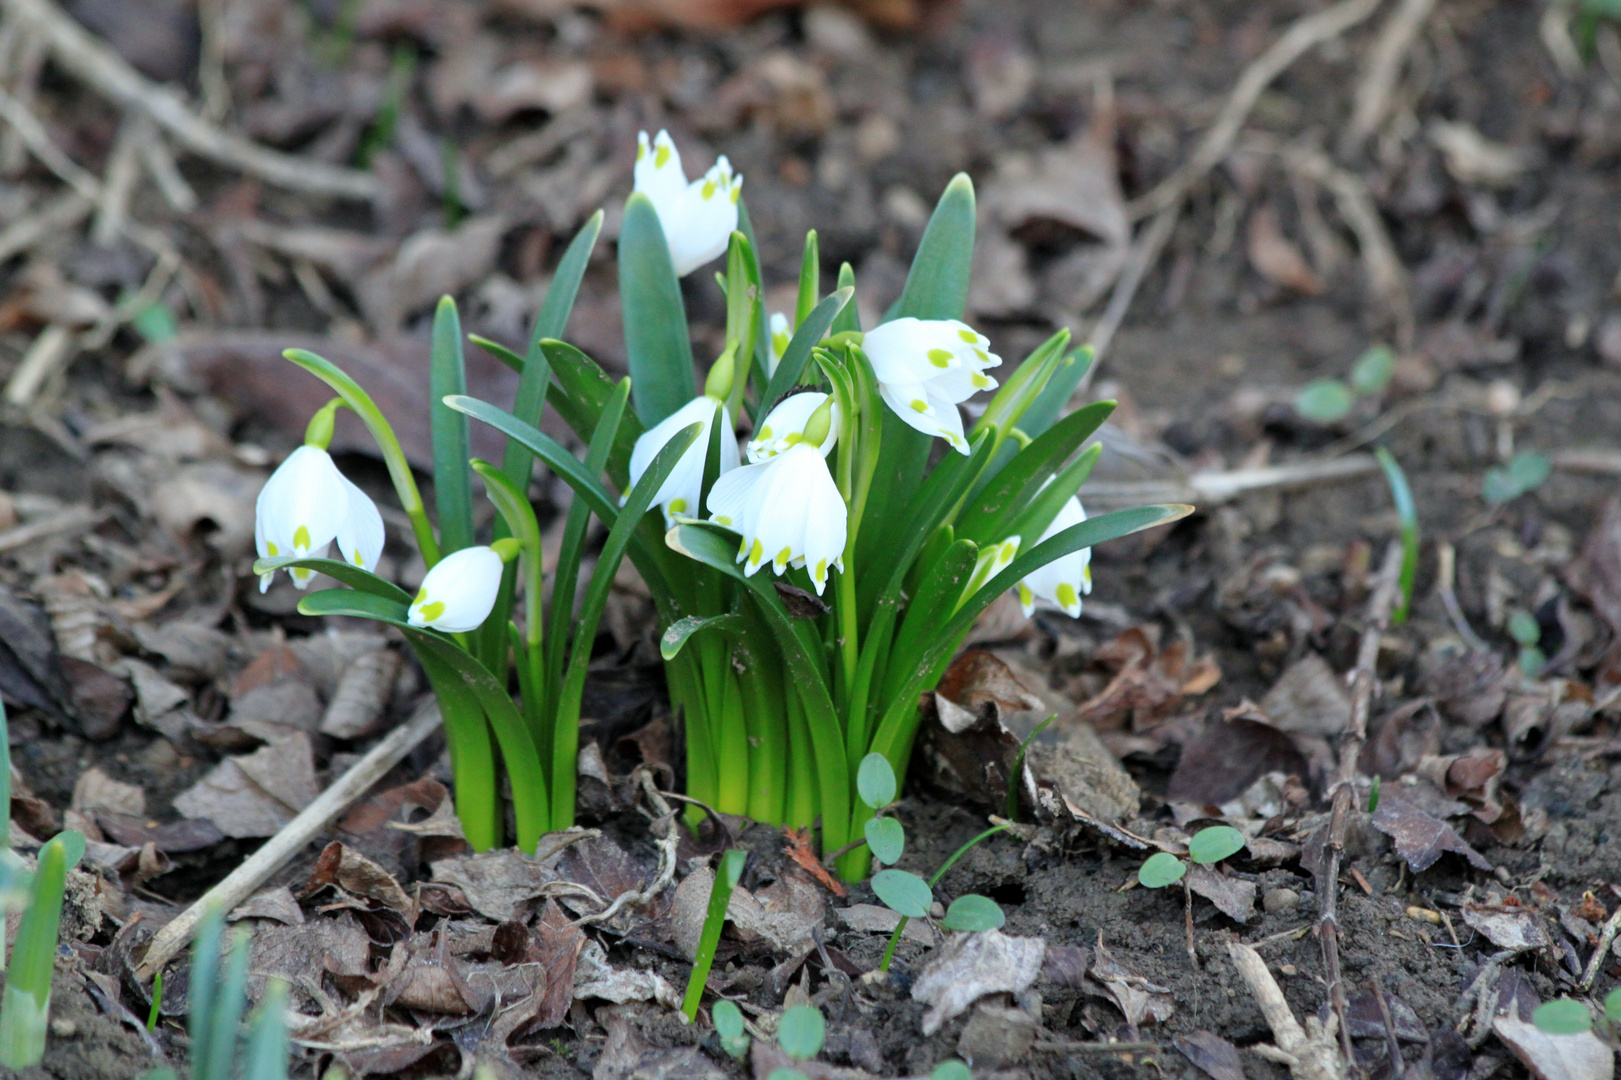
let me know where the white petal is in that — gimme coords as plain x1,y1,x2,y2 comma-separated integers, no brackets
633,130,688,219
877,379,969,454
289,542,331,590
664,158,741,277
1016,496,1092,618
706,457,774,538
335,475,385,572
710,445,846,591
862,318,939,385
767,312,791,376
747,392,839,462
409,546,504,632
257,446,350,590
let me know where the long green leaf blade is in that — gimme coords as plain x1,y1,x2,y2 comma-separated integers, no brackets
430,296,475,555
0,832,73,1069
620,193,695,425
251,557,413,605
758,288,853,414
893,173,974,322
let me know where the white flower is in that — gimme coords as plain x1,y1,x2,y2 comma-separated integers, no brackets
707,443,847,594
408,546,504,632
746,392,838,463
628,396,740,524
861,317,1002,455
767,311,791,376
255,446,383,592
634,130,743,277
1016,496,1093,618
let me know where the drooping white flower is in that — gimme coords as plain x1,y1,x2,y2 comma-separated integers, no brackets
255,445,367,592
628,395,740,524
408,546,505,633
746,392,838,463
861,317,1002,455
767,311,791,376
633,130,743,277
1016,495,1093,618
707,443,847,595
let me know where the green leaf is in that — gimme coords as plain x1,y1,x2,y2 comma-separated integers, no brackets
830,262,860,335
864,817,905,865
1508,610,1541,646
683,849,747,1022
1016,347,1095,443
533,210,602,343
712,999,750,1061
1188,825,1246,865
768,1071,810,1080
661,614,742,661
872,869,933,918
53,829,85,871
132,301,178,345
203,928,251,1080
252,557,414,606
758,287,853,415
1519,646,1546,678
958,403,1114,544
777,1004,825,1062
893,174,974,322
1375,447,1418,625
297,590,412,624
1350,345,1396,395
1507,451,1551,493
796,230,820,328
1531,999,1593,1035
619,193,695,425
940,894,1004,932
1137,851,1186,888
1294,378,1353,422
0,832,71,1069
244,980,290,1080
1481,466,1518,504
931,1062,972,1080
857,752,897,808
1605,987,1621,1024
537,340,645,486
430,296,474,555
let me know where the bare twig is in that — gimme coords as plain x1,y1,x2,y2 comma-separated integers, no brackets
1227,940,1346,1080
135,701,444,981
1079,452,1381,510
91,112,141,246
1370,977,1406,1078
1128,0,1385,222
1318,542,1404,1067
3,0,377,200
0,189,89,262
1436,541,1491,652
0,502,97,553
3,323,77,406
1579,903,1621,991
1345,0,1437,149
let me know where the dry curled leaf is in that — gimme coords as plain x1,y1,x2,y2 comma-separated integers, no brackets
912,928,1045,1036
1370,792,1492,873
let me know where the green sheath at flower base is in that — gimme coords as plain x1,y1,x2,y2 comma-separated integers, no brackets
302,398,343,449
0,832,77,1069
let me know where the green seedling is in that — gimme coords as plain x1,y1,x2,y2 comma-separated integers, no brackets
1006,713,1056,821
1137,825,1247,890
856,755,1010,971
932,1062,973,1080
1294,344,1395,423
1482,450,1550,505
1375,447,1419,624
147,970,163,1033
1508,610,1545,677
1367,776,1381,814
711,999,750,1060
768,1003,825,1079
0,828,85,1069
138,905,290,1080
682,849,747,1023
1530,989,1621,1037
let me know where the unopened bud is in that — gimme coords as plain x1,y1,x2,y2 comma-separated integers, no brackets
802,395,836,447
491,537,523,563
303,398,345,449
704,345,736,401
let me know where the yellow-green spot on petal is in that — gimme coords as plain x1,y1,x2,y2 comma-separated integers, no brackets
1017,583,1033,607
1056,584,1079,609
715,515,732,526
266,541,279,556
910,399,929,413
775,546,793,568
352,549,364,566
730,187,741,204
772,332,790,355
1084,565,1093,588
749,537,764,565
927,348,953,368
701,179,717,200
737,535,750,558
814,558,827,583
413,586,429,604
668,498,687,514
654,143,671,169
293,524,311,550
758,426,773,440
419,600,446,622
636,141,646,162
958,328,978,343
291,567,311,583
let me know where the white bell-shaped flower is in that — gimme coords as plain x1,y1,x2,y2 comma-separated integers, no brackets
861,317,1002,455
707,443,847,595
766,311,791,376
628,395,740,524
335,475,385,572
634,130,743,278
256,445,361,592
408,546,505,633
1016,495,1093,618
746,392,839,463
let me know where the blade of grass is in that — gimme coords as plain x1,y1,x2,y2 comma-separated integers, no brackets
430,296,474,555
681,850,746,1022
0,831,74,1069
1375,447,1418,624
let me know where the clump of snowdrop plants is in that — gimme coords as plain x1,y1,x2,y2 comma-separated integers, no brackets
254,130,1187,879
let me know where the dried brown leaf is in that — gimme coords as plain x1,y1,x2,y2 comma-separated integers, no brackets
1175,1030,1245,1080
1370,793,1492,873
1493,1016,1613,1080
1246,205,1324,295
912,928,1045,1035
1186,863,1255,923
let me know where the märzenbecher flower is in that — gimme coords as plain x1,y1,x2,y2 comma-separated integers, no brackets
634,130,743,277
862,317,1001,454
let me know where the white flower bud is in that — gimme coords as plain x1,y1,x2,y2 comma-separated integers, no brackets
1016,495,1093,618
408,546,505,633
255,446,353,591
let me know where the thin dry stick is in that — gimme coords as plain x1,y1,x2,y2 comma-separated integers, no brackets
0,188,89,262
1345,0,1437,149
1128,0,1385,222
135,701,443,981
1318,541,1403,1067
2,0,377,200
1078,453,1381,510
1228,940,1346,1080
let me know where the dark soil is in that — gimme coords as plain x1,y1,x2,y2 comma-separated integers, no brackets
5,0,1621,1076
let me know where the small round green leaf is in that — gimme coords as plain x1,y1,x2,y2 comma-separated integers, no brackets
1605,987,1621,1024
871,869,933,918
1137,851,1186,888
713,1000,745,1040
940,894,1005,932
1294,379,1353,423
767,1071,809,1080
1507,451,1550,493
1531,999,1592,1035
1481,466,1517,504
1519,646,1546,678
1188,826,1246,865
777,1004,825,1061
932,1062,972,1080
1350,345,1396,395
1507,610,1541,646
865,817,905,865
857,753,897,809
